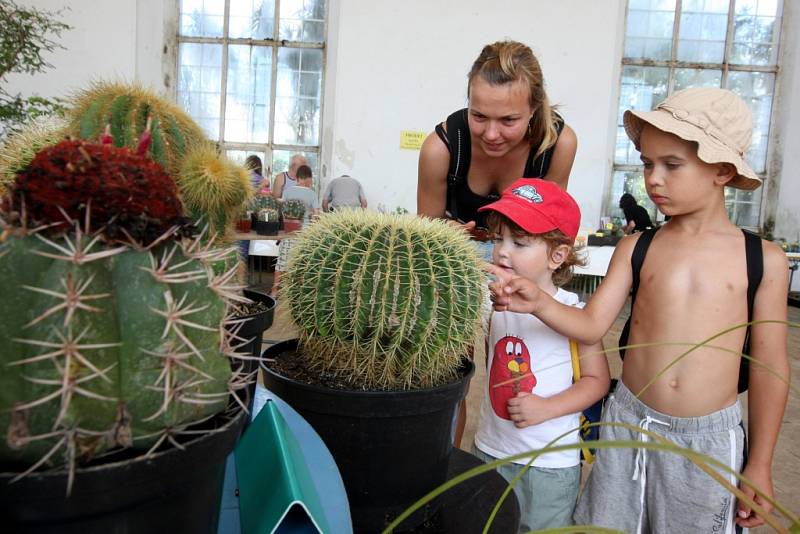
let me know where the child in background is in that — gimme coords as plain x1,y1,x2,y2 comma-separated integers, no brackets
271,165,320,297
489,88,789,532
476,178,610,531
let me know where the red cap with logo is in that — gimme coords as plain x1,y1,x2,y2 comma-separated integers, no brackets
477,178,581,240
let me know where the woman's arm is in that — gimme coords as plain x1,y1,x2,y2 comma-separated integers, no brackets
543,124,577,190
272,173,285,199
417,130,450,218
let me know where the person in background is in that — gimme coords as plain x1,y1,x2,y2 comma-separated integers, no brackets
322,174,367,211
245,155,264,191
272,154,308,199
618,192,653,234
271,165,320,297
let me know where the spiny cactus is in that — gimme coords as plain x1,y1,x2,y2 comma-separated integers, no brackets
9,139,188,244
177,144,252,239
282,199,306,220
283,211,485,389
0,116,67,197
0,140,248,491
257,208,280,222
251,195,279,213
65,82,207,176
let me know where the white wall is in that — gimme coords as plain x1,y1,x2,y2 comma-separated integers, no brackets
4,0,799,251
324,0,625,228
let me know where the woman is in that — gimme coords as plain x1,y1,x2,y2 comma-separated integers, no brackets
418,40,577,243
417,40,577,448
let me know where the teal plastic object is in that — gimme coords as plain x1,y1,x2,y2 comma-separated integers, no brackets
234,393,346,534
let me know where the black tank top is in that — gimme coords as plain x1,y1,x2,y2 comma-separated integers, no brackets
434,108,564,228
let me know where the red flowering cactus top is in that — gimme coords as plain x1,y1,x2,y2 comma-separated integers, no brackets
8,140,190,244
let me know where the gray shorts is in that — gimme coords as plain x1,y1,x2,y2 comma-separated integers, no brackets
573,381,745,534
473,445,580,532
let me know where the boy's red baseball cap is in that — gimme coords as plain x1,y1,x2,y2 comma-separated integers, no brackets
478,178,580,240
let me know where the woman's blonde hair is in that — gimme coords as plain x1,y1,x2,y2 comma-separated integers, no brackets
486,211,586,287
467,40,559,159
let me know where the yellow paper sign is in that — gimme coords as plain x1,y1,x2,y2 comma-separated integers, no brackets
400,130,427,150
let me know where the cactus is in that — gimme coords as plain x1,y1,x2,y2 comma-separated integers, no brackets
177,144,252,239
65,82,207,177
8,139,188,245
0,139,246,490
257,208,280,222
0,116,67,197
282,199,306,220
250,195,280,213
283,210,485,389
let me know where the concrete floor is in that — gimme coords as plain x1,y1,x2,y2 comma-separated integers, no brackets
259,282,799,532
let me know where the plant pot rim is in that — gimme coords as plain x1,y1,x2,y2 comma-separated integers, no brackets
0,407,245,480
261,338,475,399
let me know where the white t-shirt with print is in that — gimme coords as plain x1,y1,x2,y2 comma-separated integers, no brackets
474,287,582,468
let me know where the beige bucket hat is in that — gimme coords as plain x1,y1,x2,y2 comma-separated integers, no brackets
623,87,761,190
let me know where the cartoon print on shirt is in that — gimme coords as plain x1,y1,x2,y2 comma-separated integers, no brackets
489,334,537,420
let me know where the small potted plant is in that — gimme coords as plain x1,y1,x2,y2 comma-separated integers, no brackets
261,210,485,532
281,199,305,232
254,207,280,236
236,209,252,233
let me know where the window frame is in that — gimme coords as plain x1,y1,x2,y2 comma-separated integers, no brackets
609,0,783,230
175,0,328,177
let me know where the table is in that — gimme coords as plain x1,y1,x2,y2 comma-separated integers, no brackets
571,245,615,297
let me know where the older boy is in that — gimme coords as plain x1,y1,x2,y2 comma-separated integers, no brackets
488,88,789,532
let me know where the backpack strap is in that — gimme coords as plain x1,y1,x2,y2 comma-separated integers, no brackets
618,227,659,359
434,109,471,222
739,229,763,393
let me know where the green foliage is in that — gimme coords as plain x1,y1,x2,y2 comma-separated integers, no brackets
283,210,485,389
0,0,70,135
282,199,306,220
0,230,238,472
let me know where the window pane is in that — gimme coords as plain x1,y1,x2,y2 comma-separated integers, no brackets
272,149,319,183
677,6,729,62
731,0,781,65
726,187,762,227
624,3,676,60
673,68,722,91
615,66,669,164
274,48,323,145
229,0,275,39
177,43,223,140
726,71,775,173
279,0,326,42
225,45,272,144
609,170,659,221
179,0,224,37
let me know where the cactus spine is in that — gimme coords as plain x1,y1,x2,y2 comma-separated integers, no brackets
282,199,306,220
283,211,485,389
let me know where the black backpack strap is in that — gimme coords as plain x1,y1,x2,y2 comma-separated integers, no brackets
739,229,763,393
435,109,471,222
618,227,659,359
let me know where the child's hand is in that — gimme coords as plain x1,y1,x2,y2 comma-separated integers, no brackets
486,264,543,314
507,392,552,428
735,464,773,528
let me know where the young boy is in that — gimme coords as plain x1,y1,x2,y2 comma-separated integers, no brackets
488,88,789,532
475,178,610,531
272,165,320,296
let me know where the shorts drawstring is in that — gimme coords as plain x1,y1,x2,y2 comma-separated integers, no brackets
633,415,670,534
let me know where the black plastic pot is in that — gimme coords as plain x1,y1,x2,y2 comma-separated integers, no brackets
227,287,276,411
253,219,280,236
261,339,475,533
0,408,246,534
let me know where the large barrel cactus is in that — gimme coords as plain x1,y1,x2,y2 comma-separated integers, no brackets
283,211,485,389
0,139,243,486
